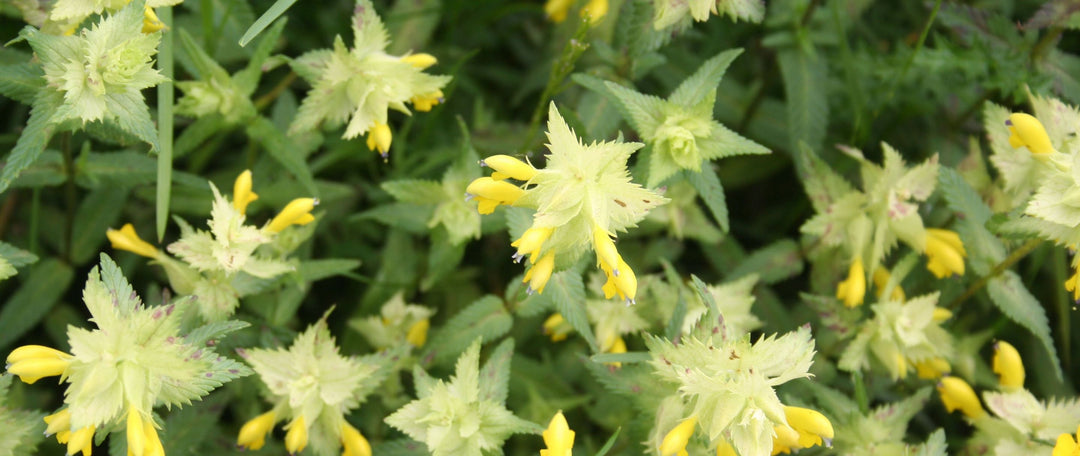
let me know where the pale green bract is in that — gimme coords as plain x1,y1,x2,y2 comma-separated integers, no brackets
645,323,816,456
241,317,397,456
385,339,541,456
349,291,435,349
21,0,164,133
513,102,668,267
838,292,953,380
63,255,250,430
603,49,769,188
982,389,1080,442
800,144,939,277
289,0,451,139
652,0,765,30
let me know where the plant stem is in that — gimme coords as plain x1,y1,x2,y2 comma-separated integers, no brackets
520,17,590,154
254,72,298,111
156,6,175,241
946,238,1042,310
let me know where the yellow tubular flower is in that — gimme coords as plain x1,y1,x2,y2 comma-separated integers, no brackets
284,415,308,454
992,341,1025,391
932,307,952,323
266,198,318,233
44,409,71,441
6,345,72,384
524,252,556,295
232,170,258,213
401,53,438,69
783,406,834,449
466,177,525,211
925,229,966,278
1065,266,1080,302
772,424,800,455
366,122,393,159
592,225,621,274
600,256,637,305
937,376,985,419
142,422,164,456
142,6,166,34
106,224,160,259
542,313,571,342
1053,425,1080,456
544,0,573,22
836,258,866,308
406,318,430,347
237,411,276,451
914,358,951,379
540,410,574,456
410,89,444,112
871,267,905,301
659,416,697,456
482,155,538,181
580,0,608,23
716,439,737,456
511,227,554,264
341,422,372,456
67,426,95,456
127,407,145,456
1007,113,1054,155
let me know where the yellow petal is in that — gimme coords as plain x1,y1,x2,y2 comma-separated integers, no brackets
783,406,833,448
483,154,537,181
341,422,372,456
511,226,554,264
365,122,393,159
543,0,573,22
523,252,556,294
401,53,437,69
541,411,575,455
106,224,160,259
659,417,696,456
67,426,95,456
44,409,72,437
937,376,985,419
992,341,1025,391
836,258,866,307
580,0,608,24
7,357,70,384
127,407,145,456
592,224,620,273
7,345,72,364
142,6,166,34
284,415,308,454
914,357,951,379
466,177,525,205
871,267,905,301
406,318,430,347
1007,113,1054,155
266,198,318,233
233,169,258,214
237,411,276,451
925,229,966,278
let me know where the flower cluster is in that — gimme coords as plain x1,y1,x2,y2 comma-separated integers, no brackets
4,255,249,456
288,0,451,159
237,317,396,456
348,291,434,349
800,144,966,308
838,292,955,380
107,170,317,320
466,102,667,303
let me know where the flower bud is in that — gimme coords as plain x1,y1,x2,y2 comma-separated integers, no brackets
266,198,318,233
836,258,866,308
925,229,966,278
937,376,985,419
524,252,556,295
992,341,1025,391
482,155,538,181
659,416,696,456
1006,113,1053,155
237,411,276,451
232,170,258,214
284,415,308,454
401,53,437,69
107,224,160,259
541,410,574,456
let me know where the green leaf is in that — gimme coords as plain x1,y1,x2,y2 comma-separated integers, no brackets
0,62,44,105
382,180,445,205
938,167,1005,275
594,427,622,456
986,270,1063,380
238,0,298,47
478,338,513,404
728,239,803,285
0,259,74,350
669,48,743,107
174,115,227,159
544,270,597,352
70,187,129,265
685,165,729,232
422,228,466,291
0,242,38,270
778,47,829,153
298,258,361,282
246,116,318,195
423,295,512,366
0,94,58,194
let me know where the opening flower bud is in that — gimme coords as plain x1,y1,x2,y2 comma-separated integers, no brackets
992,341,1025,391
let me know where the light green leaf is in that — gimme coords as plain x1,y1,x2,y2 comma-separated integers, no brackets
986,270,1062,381
544,270,597,352
669,48,743,107
382,180,446,205
0,62,44,105
778,47,829,153
298,258,361,282
685,165,729,232
0,242,38,270
238,0,296,47
796,142,853,212
477,338,513,404
0,93,58,194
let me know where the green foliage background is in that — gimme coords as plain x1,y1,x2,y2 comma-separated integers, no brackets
0,0,1079,454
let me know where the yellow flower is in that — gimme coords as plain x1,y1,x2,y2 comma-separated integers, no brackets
401,53,438,69
341,422,372,456
265,198,318,233
1065,265,1080,302
5,344,72,384
581,0,608,23
142,6,166,34
232,170,259,214
1007,113,1054,155
1053,425,1080,456
524,252,556,294
284,415,308,454
237,411,276,451
603,335,627,368
466,177,525,214
410,89,444,112
772,424,800,455
992,341,1025,391
542,313,573,342
406,318,430,347
67,426,95,456
600,255,637,305
482,155,538,182
511,227,554,264
544,0,573,22
126,406,164,456
106,223,160,259
44,409,72,442
937,376,985,419
932,307,952,322
782,406,834,449
540,410,575,456
924,228,966,278
836,258,865,308
659,416,696,456
716,439,736,456
871,267,905,301
914,357,951,379
366,122,393,159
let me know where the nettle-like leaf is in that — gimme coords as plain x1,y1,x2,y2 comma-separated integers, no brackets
385,339,541,456
983,389,1080,442
0,375,44,456
651,0,764,30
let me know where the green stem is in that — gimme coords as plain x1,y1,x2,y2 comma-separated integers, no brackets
946,239,1042,310
852,370,869,414
1031,26,1064,64
156,7,175,241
